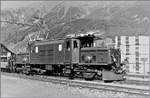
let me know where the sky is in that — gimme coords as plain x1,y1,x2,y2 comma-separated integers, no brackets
1,1,137,10
1,1,36,10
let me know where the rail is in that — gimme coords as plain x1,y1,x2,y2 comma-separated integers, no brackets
1,72,149,96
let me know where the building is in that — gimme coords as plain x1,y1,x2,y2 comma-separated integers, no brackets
115,36,149,75
0,43,14,62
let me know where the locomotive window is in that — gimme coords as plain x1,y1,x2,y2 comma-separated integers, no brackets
74,40,78,48
35,46,39,53
58,44,62,51
82,55,84,61
66,41,70,51
93,55,96,61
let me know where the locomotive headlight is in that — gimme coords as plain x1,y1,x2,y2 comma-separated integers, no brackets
85,55,92,63
23,57,27,62
87,56,92,60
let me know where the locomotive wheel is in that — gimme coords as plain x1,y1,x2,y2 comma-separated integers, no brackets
95,74,102,80
69,69,75,79
95,70,102,80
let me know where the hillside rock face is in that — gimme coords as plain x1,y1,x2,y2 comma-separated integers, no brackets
1,1,150,53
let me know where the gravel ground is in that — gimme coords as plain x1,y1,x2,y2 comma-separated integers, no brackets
1,75,144,98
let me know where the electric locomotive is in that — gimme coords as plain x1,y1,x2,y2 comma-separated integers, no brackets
13,32,126,81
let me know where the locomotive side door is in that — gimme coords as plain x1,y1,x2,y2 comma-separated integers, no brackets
64,39,72,63
64,39,80,64
72,39,80,64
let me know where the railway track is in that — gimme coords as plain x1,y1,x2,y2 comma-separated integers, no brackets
1,72,149,96
126,73,149,78
119,76,150,86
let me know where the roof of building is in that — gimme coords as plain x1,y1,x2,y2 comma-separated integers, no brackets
0,43,15,54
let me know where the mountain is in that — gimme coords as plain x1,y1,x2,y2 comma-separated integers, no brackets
1,1,150,53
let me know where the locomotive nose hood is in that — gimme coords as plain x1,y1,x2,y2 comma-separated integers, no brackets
80,47,109,64
110,49,121,66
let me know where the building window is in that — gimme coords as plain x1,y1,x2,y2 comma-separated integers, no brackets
117,41,121,49
125,57,129,72
136,58,139,61
135,37,139,45
135,46,139,50
135,56,139,71
126,65,129,72
126,43,129,55
135,52,139,57
126,57,129,61
126,40,129,44
126,48,129,52
117,36,121,48
118,36,121,41
136,62,140,71
126,45,129,48
126,36,129,44
126,36,129,40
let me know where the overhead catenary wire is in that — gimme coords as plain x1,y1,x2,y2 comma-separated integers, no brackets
1,20,32,26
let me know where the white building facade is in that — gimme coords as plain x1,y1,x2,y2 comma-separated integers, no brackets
115,36,149,75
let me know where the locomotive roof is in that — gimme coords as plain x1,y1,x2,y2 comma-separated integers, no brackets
81,47,109,51
68,34,104,40
29,34,103,46
34,39,64,45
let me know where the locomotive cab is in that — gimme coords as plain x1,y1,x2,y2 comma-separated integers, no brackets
70,34,125,81
77,34,95,48
64,34,97,64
